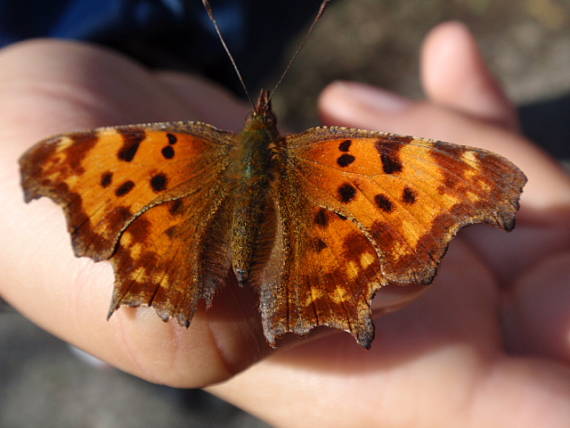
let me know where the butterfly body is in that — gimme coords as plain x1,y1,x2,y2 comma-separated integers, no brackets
227,90,279,284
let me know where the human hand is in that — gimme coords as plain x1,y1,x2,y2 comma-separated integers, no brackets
1,20,570,428
207,22,570,427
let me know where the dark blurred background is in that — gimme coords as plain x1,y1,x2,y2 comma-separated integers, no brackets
1,0,568,427
273,0,570,161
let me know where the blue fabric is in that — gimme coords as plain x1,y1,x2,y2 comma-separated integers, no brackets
0,1,236,43
0,1,246,64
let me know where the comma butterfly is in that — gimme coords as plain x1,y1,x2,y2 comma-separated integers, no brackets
18,1,526,348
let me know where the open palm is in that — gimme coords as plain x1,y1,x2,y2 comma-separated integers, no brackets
1,23,569,427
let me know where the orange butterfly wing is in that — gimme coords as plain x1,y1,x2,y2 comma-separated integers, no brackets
257,127,526,347
20,121,526,347
20,122,235,322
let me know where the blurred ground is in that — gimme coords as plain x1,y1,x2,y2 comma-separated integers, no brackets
1,1,569,427
0,310,268,428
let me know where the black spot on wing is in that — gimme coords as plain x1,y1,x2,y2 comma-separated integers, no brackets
314,208,329,228
161,146,175,159
66,132,98,173
403,187,417,204
338,183,356,203
337,154,355,167
313,238,328,253
116,180,135,196
150,173,168,192
167,133,177,144
374,194,393,212
117,129,146,162
165,226,177,238
375,138,409,174
339,140,352,152
169,199,183,215
100,172,113,188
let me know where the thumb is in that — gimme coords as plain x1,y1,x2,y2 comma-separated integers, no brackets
422,21,519,131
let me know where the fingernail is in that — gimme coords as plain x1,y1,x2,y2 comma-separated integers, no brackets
330,81,412,112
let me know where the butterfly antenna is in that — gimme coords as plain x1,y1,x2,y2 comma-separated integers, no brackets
202,0,254,108
269,0,332,99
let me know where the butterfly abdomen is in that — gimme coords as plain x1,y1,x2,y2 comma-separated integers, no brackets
227,112,278,285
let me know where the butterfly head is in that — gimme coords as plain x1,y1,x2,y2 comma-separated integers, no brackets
253,89,272,116
243,89,278,135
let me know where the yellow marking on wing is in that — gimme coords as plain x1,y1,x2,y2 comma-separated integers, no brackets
304,287,325,306
360,252,375,268
465,190,480,202
121,232,132,246
129,266,146,282
46,171,61,180
478,180,491,192
390,240,410,261
347,261,359,280
331,286,350,304
130,243,142,259
443,194,461,205
462,151,480,179
152,271,169,285
55,137,74,152
65,175,79,187
462,150,479,165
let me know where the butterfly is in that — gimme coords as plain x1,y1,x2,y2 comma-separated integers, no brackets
18,2,526,348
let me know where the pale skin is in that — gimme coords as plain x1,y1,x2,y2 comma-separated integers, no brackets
1,21,570,427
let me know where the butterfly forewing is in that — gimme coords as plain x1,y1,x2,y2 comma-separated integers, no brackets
286,127,526,283
19,122,234,260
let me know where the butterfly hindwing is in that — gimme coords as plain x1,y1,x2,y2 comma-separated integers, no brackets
257,189,381,347
109,194,234,324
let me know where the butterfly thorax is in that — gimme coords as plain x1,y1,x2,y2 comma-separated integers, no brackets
228,90,280,285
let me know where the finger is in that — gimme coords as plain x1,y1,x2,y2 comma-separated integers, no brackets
154,71,250,131
0,39,269,387
422,22,519,130
211,357,570,428
503,252,570,361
